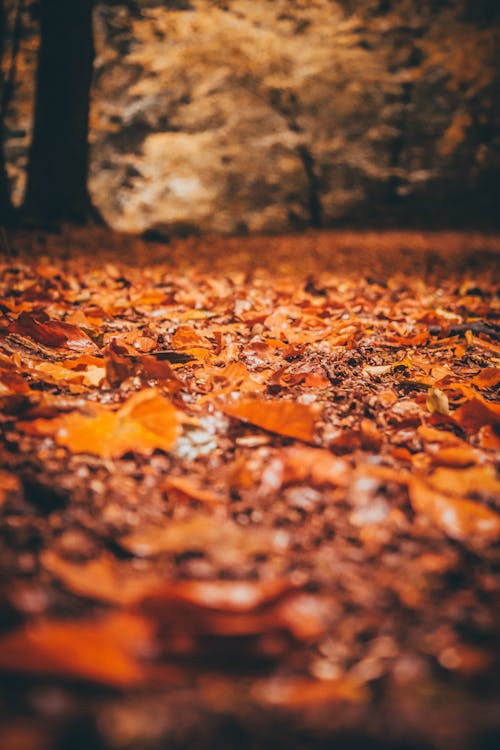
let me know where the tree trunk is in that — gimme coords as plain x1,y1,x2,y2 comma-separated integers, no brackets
23,0,95,224
0,0,14,225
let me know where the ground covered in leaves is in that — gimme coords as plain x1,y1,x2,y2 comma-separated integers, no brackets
0,230,499,750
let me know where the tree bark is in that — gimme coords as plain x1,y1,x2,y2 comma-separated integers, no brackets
23,0,95,224
0,0,14,225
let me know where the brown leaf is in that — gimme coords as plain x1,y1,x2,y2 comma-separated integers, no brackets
163,475,226,504
105,340,181,389
223,398,317,442
145,579,294,613
140,583,332,650
9,312,96,352
0,612,152,686
0,470,20,506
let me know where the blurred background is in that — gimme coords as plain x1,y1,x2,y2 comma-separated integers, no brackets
1,0,499,235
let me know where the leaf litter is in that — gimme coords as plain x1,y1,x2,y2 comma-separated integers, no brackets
0,234,499,748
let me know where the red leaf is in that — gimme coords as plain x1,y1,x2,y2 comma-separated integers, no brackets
9,312,96,351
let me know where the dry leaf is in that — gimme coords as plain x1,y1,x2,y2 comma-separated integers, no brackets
163,475,225,504
254,676,367,707
9,312,96,352
409,478,500,542
427,466,500,498
0,613,152,686
453,397,500,433
121,515,271,559
426,387,449,415
472,367,500,389
20,388,180,459
363,354,413,377
223,398,317,442
281,445,349,486
42,550,161,605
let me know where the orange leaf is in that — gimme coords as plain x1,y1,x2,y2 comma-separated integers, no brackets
120,515,271,558
452,397,500,433
254,676,367,707
163,475,225,504
20,388,180,459
223,398,317,442
42,550,160,605
0,613,152,687
427,466,500,498
472,367,500,389
409,478,500,542
281,445,349,486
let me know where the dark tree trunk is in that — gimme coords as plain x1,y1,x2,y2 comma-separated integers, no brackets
23,0,95,224
0,0,14,225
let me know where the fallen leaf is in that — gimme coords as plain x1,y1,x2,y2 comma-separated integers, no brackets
9,312,96,352
42,550,161,605
0,612,152,686
121,515,272,559
409,478,500,542
19,388,180,459
0,470,20,506
426,387,449,416
223,398,317,442
254,676,367,707
163,475,225,504
281,445,349,486
472,367,500,389
427,466,500,498
453,397,500,433
363,353,413,377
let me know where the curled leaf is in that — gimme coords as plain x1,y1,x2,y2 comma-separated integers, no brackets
426,387,449,415
9,312,96,352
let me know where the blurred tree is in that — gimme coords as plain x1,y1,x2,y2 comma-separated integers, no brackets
23,0,96,224
0,0,17,224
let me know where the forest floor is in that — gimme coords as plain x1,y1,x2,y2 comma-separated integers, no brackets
0,229,499,750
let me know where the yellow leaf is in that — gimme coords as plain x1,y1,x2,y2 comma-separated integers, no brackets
426,387,449,415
